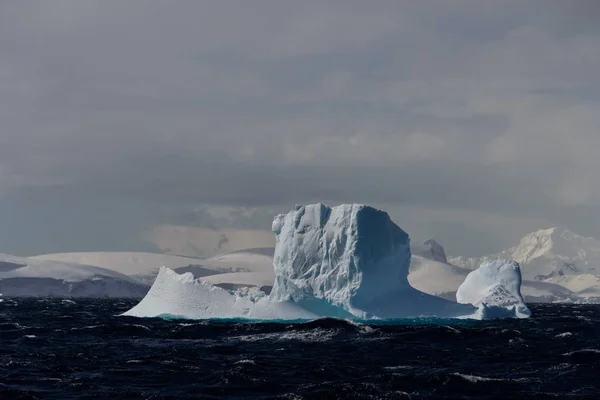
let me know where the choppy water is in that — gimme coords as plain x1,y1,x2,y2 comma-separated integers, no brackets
1,299,599,399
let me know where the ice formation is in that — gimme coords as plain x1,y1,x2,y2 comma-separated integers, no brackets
124,204,530,321
456,260,531,319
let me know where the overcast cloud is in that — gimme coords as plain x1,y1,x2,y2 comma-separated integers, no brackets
1,1,600,256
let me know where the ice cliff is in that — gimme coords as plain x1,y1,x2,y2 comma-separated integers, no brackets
124,204,529,321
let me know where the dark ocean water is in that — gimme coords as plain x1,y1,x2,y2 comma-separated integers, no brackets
1,299,599,400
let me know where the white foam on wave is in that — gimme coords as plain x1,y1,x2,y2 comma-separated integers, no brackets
234,359,256,365
453,373,533,384
230,328,339,343
555,332,573,338
562,349,600,356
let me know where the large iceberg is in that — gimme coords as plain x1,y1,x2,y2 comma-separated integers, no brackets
124,204,529,321
457,260,531,319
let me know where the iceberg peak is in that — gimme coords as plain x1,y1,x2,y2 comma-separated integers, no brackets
270,204,413,317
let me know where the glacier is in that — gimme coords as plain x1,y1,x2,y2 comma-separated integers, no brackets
124,204,529,321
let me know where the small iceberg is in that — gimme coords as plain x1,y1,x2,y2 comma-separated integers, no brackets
457,260,531,319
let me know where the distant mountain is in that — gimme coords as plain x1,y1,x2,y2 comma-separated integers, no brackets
449,228,600,279
409,240,577,303
411,239,448,263
32,249,276,292
31,252,210,285
0,253,148,298
449,227,600,301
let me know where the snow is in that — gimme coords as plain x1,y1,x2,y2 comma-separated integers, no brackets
408,254,577,303
201,272,274,291
456,260,531,319
449,227,600,302
184,248,274,275
125,203,529,321
544,274,600,299
449,227,600,280
0,253,148,297
30,252,208,284
412,240,448,263
147,225,275,258
408,255,473,301
32,250,276,288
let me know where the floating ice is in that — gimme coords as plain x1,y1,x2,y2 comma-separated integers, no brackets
456,260,531,319
124,204,530,321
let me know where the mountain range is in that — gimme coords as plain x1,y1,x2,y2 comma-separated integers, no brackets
2,226,600,303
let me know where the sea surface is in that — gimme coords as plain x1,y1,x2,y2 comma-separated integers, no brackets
1,299,599,399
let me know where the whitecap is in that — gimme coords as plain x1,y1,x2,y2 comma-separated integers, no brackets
452,373,532,383
555,332,573,338
562,349,600,356
384,365,413,371
453,373,504,383
234,359,256,365
231,328,338,343
70,325,101,331
124,324,150,331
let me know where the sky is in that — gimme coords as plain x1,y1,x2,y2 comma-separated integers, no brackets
1,1,600,257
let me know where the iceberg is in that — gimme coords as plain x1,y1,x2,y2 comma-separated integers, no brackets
456,260,531,319
124,204,529,321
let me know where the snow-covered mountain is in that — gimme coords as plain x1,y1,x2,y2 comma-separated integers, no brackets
25,226,600,303
31,252,209,285
411,239,448,263
32,249,276,290
449,227,600,301
409,241,577,303
174,248,275,292
0,253,148,298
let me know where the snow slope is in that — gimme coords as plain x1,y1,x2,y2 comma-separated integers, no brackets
412,239,448,263
543,274,600,300
409,249,576,303
0,253,148,298
32,249,276,288
408,255,472,301
181,248,274,275
125,204,528,321
147,226,274,258
449,227,600,279
449,227,600,300
30,252,207,284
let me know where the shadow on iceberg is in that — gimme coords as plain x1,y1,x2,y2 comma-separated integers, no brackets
123,204,529,321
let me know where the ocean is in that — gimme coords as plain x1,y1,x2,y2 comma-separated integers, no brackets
1,298,599,399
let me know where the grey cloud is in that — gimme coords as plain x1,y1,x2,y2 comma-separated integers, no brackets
0,1,599,255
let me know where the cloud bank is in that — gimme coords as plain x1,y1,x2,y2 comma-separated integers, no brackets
1,1,599,255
